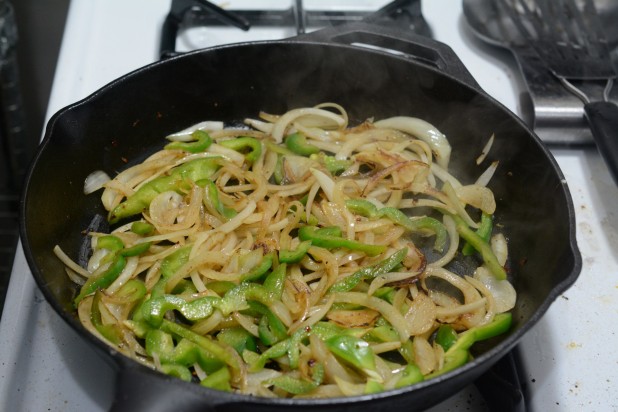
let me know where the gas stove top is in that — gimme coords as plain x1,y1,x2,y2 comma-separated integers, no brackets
1,1,617,411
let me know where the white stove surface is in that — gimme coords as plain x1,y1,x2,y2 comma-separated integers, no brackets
2,1,618,411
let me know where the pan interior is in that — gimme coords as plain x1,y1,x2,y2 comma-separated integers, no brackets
21,40,578,405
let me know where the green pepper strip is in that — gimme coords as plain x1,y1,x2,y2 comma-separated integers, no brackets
434,324,458,352
462,212,493,256
130,221,154,235
345,199,447,252
90,289,123,344
240,252,274,282
110,279,147,305
207,280,236,296
298,226,386,257
149,245,191,298
285,132,320,156
325,334,381,381
365,379,385,394
247,300,288,346
219,137,262,165
265,140,295,156
263,263,287,300
97,235,124,251
165,130,213,153
218,283,276,316
217,327,258,355
395,364,424,388
451,214,507,280
279,240,312,264
201,366,232,391
273,154,285,184
310,321,368,340
141,294,220,328
249,329,309,372
159,319,241,373
74,255,127,306
205,181,237,220
109,157,221,223
310,153,353,175
367,323,415,364
145,329,224,374
426,313,512,379
120,241,152,257
268,363,324,395
373,286,396,304
329,248,407,293
161,364,193,382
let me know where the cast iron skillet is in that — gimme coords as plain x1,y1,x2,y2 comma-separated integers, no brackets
20,23,581,411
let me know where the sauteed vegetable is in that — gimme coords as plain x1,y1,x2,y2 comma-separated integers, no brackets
54,103,516,397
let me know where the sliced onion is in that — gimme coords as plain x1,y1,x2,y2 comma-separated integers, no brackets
456,184,496,214
84,170,111,194
476,133,495,165
374,116,451,169
149,191,184,227
310,168,335,202
53,245,90,278
413,336,437,375
166,121,224,140
404,293,437,335
473,266,516,313
491,233,508,266
475,160,499,187
244,118,274,134
271,107,346,143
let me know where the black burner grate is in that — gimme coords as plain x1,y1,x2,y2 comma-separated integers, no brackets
160,0,431,57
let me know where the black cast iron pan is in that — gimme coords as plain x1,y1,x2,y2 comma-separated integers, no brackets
20,23,581,411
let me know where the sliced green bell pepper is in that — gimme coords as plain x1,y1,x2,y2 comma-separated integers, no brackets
310,152,353,174
217,327,258,355
200,366,232,391
109,157,221,223
285,132,320,156
462,212,493,256
130,221,154,235
204,180,237,220
325,334,380,381
246,300,288,346
328,248,407,293
97,235,124,252
345,199,447,252
74,254,127,306
279,240,311,263
165,130,213,153
426,313,512,379
395,364,424,388
298,226,386,257
159,319,241,373
219,136,262,165
263,263,287,300
240,252,274,282
90,289,123,344
452,214,507,280
145,328,224,374
434,324,458,352
141,294,220,328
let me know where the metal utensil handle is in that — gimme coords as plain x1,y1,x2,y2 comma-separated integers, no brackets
292,22,480,90
584,101,618,184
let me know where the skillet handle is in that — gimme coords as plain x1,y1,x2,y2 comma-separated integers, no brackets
292,22,480,90
584,101,618,185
